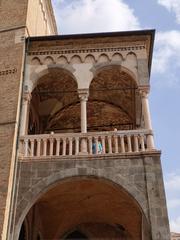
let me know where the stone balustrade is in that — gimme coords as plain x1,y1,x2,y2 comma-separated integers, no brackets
19,129,155,158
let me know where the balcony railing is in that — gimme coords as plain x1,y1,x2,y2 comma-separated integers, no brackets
19,129,155,159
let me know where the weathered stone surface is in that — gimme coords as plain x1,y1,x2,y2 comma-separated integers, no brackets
12,153,170,239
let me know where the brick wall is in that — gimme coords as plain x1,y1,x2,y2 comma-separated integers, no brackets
0,28,25,239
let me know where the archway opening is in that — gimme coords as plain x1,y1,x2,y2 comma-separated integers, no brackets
88,66,140,132
65,230,88,239
18,177,150,240
28,68,79,134
18,223,26,240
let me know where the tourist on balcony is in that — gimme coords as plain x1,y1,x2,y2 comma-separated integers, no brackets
92,140,103,154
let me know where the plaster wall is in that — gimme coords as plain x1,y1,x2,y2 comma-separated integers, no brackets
26,0,57,36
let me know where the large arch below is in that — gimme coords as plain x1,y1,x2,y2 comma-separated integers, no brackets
14,170,150,240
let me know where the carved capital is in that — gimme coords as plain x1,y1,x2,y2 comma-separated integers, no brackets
78,89,89,101
138,85,150,98
23,91,32,102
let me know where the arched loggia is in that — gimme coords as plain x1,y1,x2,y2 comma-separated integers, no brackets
88,65,140,132
28,67,80,134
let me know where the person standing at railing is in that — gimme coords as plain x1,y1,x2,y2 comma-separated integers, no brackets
98,141,103,153
92,140,103,154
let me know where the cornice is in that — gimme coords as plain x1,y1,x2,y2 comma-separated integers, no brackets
27,45,146,56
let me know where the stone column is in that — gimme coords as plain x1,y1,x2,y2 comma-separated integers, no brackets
20,91,31,136
139,87,155,149
78,89,89,133
78,89,89,153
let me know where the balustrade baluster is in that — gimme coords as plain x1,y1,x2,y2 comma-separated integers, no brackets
69,137,73,155
56,138,60,156
30,139,34,157
63,138,66,156
50,138,54,156
114,135,118,153
134,135,139,152
24,139,29,157
88,137,92,155
140,135,145,151
95,137,98,154
43,139,47,156
108,136,112,154
101,136,106,154
75,137,79,155
37,139,41,157
127,135,132,153
120,136,125,153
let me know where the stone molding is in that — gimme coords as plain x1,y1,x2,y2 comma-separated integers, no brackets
139,85,150,97
28,45,146,56
78,89,89,101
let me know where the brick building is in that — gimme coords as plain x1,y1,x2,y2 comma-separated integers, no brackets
0,0,171,239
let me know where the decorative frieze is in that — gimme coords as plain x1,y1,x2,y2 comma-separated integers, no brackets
28,45,146,56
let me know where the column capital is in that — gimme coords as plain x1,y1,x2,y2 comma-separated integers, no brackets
78,89,89,101
23,91,32,102
138,86,150,98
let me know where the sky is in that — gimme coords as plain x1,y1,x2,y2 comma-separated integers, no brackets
52,0,180,233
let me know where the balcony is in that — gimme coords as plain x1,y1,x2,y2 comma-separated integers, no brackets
19,129,155,160
19,65,156,161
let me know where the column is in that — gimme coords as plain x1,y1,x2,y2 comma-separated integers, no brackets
140,88,152,130
78,89,89,153
78,89,89,133
20,91,31,136
140,87,155,149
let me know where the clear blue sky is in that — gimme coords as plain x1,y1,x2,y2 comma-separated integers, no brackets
52,0,180,232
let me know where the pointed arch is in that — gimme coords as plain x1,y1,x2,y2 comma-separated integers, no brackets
71,55,82,64
98,53,110,63
43,56,55,65
31,57,41,65
84,54,96,64
111,53,123,62
125,52,137,68
57,55,68,64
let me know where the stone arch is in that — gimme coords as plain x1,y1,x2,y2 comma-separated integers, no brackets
28,65,79,134
57,55,68,64
88,64,138,131
91,64,137,85
18,218,29,240
63,229,89,239
31,57,41,65
30,65,77,93
43,56,55,65
111,52,123,62
14,169,149,240
70,55,82,64
84,54,96,64
59,222,132,240
98,53,110,63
